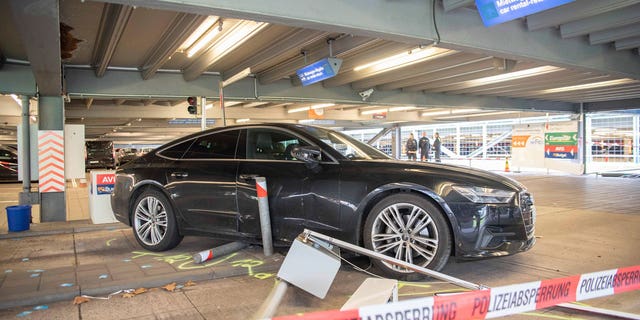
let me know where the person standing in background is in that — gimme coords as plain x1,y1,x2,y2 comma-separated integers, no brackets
433,132,442,162
405,133,417,161
419,132,431,162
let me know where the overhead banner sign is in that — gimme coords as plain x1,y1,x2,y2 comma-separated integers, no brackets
296,58,342,86
476,0,574,27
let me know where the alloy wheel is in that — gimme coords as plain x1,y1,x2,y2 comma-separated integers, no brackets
134,196,168,246
370,202,439,272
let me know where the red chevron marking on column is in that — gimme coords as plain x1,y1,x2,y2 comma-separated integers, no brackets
39,162,64,173
38,146,64,157
38,139,64,149
39,131,63,140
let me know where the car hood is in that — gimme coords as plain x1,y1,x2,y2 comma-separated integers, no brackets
350,159,527,191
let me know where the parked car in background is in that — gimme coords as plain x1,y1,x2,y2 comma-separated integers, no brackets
116,148,139,166
86,141,115,170
0,145,18,181
111,124,535,279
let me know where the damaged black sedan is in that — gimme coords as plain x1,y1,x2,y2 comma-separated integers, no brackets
111,123,535,279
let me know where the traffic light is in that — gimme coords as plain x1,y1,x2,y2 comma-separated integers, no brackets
187,96,197,115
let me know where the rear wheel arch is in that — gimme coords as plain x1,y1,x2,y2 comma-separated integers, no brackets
128,182,175,225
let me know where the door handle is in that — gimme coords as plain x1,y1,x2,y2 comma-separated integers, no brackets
239,174,259,181
170,172,189,178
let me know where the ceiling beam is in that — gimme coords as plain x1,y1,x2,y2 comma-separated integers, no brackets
337,49,459,89
95,0,640,80
141,12,207,80
65,68,219,97
223,28,328,78
589,23,640,45
527,0,640,31
443,0,474,12
183,20,268,81
0,64,36,95
560,4,640,39
584,98,640,112
615,36,640,51
8,0,61,96
63,67,578,113
351,53,489,90
92,3,134,77
257,35,376,85
321,42,417,87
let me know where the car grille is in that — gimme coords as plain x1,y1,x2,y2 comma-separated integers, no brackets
519,192,536,238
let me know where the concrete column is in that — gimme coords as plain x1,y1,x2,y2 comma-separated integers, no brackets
19,96,31,205
633,114,639,164
580,108,587,175
391,126,401,159
38,96,66,222
482,124,488,159
585,115,593,170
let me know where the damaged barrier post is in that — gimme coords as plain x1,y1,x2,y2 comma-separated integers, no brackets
193,241,249,264
255,177,274,257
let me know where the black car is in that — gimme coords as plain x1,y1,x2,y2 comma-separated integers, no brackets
0,146,18,181
86,141,115,170
111,124,535,278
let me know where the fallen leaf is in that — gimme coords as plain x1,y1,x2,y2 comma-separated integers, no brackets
185,280,196,287
122,293,136,298
134,288,147,295
162,282,177,292
73,296,90,305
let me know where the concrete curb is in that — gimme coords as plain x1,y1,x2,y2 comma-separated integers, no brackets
0,223,128,240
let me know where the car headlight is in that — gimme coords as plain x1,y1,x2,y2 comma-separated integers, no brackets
452,186,516,204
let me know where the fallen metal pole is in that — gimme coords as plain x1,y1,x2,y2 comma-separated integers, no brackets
192,241,248,264
255,177,274,256
302,229,484,291
252,279,289,319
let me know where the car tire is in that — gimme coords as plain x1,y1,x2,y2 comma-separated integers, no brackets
363,193,451,280
131,189,183,251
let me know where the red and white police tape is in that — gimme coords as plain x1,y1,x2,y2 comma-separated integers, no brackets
271,265,640,320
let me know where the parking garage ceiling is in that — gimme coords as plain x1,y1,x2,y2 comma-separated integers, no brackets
1,0,640,143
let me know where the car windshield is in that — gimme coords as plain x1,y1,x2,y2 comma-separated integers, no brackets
298,126,391,160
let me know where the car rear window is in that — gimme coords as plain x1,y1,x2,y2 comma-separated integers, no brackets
182,130,240,159
158,139,194,159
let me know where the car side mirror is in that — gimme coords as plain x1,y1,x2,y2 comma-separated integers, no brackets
291,146,322,172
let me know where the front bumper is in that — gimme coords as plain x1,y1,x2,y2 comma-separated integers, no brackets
450,191,536,259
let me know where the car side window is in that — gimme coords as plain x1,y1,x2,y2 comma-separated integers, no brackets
158,139,195,159
182,130,240,159
245,128,310,161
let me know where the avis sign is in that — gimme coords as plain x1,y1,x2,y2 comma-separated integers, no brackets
96,173,115,195
545,132,578,159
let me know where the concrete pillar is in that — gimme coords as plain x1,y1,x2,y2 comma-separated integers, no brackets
19,96,32,205
38,96,66,222
391,126,401,159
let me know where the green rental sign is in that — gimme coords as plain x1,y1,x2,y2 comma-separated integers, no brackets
545,132,577,146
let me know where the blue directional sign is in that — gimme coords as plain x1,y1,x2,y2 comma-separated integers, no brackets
296,58,342,86
476,0,574,27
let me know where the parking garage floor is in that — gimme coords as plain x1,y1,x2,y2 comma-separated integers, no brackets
0,173,639,319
